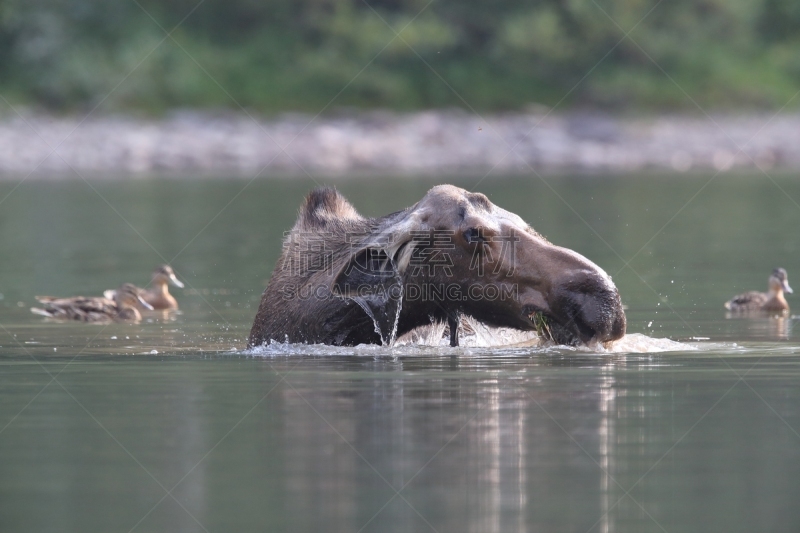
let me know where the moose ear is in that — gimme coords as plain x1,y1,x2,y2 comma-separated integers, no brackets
332,246,404,346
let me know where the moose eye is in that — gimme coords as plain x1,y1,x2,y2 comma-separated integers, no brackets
463,228,484,244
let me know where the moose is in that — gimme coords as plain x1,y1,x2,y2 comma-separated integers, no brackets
248,185,626,348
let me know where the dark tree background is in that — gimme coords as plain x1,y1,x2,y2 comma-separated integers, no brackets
0,0,798,113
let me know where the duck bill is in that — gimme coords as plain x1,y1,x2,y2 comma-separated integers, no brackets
169,273,185,289
783,280,793,294
138,295,155,310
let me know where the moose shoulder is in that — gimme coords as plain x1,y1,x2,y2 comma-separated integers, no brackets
248,185,626,348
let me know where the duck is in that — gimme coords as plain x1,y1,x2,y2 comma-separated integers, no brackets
724,267,793,313
104,265,185,311
31,283,154,323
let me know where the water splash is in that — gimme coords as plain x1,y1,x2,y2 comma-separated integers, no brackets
395,318,447,346
350,287,403,346
461,316,542,347
596,333,692,353
341,263,405,346
245,312,700,356
351,297,384,342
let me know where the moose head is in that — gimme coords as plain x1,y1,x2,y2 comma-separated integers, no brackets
248,185,626,348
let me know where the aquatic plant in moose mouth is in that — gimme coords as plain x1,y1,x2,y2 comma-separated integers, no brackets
248,185,626,348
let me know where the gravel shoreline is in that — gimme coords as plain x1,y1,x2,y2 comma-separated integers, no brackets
1,110,798,178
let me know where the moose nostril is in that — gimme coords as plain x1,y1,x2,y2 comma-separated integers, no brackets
569,288,626,343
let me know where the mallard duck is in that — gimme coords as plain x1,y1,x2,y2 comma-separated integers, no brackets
725,267,793,313
31,283,154,323
104,265,185,310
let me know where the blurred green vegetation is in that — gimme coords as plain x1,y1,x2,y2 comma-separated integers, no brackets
0,0,799,113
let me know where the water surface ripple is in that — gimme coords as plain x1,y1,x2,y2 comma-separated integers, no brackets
2,175,800,532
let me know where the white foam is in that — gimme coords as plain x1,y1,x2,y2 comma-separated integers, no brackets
245,329,695,357
397,317,694,353
599,333,693,353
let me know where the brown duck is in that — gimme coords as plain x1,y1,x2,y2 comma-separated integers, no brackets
31,283,154,323
725,268,793,313
104,265,185,311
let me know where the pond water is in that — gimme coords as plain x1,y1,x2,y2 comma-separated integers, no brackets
1,174,800,532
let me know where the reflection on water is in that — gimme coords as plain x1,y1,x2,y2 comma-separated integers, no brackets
9,331,799,532
725,311,792,340
2,175,800,531
275,357,595,533
598,372,615,533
